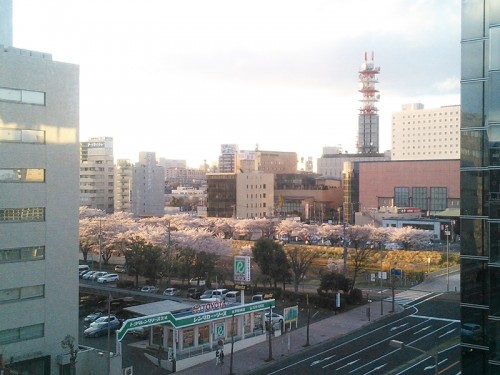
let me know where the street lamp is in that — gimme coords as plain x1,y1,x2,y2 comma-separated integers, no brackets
389,340,438,375
445,224,450,292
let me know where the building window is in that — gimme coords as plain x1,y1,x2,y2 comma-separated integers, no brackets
0,87,45,105
0,128,45,143
430,187,447,211
0,285,44,304
394,187,409,207
0,246,45,263
0,207,45,222
0,168,45,182
0,323,44,345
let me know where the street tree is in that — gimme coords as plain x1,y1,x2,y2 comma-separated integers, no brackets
193,251,219,287
123,236,150,287
319,271,350,295
252,238,290,289
286,246,320,292
346,225,378,288
177,247,197,283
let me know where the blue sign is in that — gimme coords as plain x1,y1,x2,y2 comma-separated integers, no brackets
391,268,402,276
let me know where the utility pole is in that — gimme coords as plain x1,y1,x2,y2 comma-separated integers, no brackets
166,220,172,286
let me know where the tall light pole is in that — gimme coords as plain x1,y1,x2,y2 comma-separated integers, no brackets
445,224,450,292
343,222,348,275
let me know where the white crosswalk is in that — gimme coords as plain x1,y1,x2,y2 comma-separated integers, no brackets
384,290,433,306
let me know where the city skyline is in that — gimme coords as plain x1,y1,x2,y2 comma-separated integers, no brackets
13,0,460,168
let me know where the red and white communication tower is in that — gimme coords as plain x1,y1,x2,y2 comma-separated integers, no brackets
357,51,380,154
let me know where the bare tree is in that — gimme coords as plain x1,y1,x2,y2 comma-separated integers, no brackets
61,335,78,375
286,246,320,292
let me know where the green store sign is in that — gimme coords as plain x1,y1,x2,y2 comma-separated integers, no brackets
117,299,275,341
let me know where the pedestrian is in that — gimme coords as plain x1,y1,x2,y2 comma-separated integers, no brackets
215,350,220,365
219,349,224,364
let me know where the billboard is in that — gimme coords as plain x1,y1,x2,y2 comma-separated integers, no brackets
234,256,251,283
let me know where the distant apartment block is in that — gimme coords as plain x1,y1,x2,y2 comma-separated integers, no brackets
114,159,133,212
218,144,238,173
256,150,297,174
391,103,460,160
206,172,274,219
80,136,114,213
158,158,187,170
132,152,165,217
0,41,80,374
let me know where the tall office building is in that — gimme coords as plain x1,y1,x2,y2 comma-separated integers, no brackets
0,0,80,372
357,51,380,154
218,144,238,173
131,152,165,217
460,1,500,373
80,136,114,213
392,103,461,161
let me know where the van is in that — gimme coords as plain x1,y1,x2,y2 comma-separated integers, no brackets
225,291,241,303
79,265,90,272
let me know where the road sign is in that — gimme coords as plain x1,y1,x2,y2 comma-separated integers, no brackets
391,268,402,276
234,284,248,290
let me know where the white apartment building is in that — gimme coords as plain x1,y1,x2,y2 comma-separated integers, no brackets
132,152,165,217
391,103,460,160
80,136,114,213
114,159,133,212
0,15,80,375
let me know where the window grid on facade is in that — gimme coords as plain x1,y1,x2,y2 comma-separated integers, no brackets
0,285,45,304
412,187,428,211
0,168,45,182
0,246,45,263
429,187,447,211
0,323,44,345
0,127,45,144
0,207,45,222
394,187,409,207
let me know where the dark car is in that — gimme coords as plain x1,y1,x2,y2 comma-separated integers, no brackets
187,288,202,299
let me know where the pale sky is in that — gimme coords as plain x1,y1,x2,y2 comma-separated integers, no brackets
12,0,460,169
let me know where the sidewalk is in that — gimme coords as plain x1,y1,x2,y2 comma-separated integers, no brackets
175,300,403,375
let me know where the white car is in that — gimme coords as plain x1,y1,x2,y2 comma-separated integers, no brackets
163,287,181,296
190,278,206,286
141,285,159,293
97,273,119,283
91,271,108,281
265,312,284,327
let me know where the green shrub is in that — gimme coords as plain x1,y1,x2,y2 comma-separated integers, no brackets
117,280,134,289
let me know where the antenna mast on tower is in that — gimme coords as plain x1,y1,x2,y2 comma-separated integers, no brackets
357,51,380,153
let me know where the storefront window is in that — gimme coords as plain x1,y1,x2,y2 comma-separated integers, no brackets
183,328,195,348
198,325,209,345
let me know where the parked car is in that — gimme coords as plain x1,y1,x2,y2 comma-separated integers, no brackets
187,287,202,299
97,273,119,283
129,326,149,339
252,293,273,302
83,311,106,324
214,288,229,300
84,316,121,338
224,291,241,303
163,288,181,296
91,271,108,281
141,285,159,293
190,278,206,286
82,271,97,280
90,315,121,328
79,269,92,278
265,312,284,330
79,265,90,273
114,265,127,273
199,290,214,300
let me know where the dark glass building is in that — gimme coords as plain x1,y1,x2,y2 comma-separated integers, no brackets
461,1,500,373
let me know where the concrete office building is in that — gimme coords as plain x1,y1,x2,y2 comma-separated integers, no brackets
131,152,165,217
460,1,500,373
114,159,133,213
0,1,80,372
317,147,390,179
80,136,114,213
391,103,461,161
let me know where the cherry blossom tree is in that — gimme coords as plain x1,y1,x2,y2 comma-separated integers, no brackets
388,226,433,250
